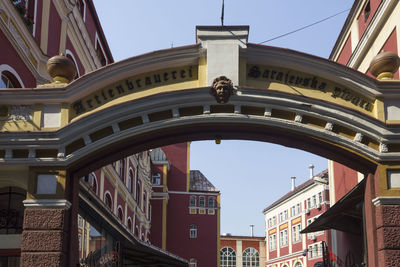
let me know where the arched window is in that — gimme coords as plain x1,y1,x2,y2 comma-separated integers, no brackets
242,247,259,267
189,225,197,238
0,71,21,88
189,195,196,207
189,258,197,267
208,197,215,207
220,247,236,267
128,169,133,193
117,206,124,222
0,187,26,234
104,192,113,210
199,196,205,207
136,179,141,205
294,262,302,267
142,191,147,212
135,225,139,237
127,217,132,232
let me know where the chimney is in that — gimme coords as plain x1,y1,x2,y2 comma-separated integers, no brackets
291,176,296,191
250,225,254,237
309,164,314,179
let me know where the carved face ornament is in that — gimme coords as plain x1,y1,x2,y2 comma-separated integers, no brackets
210,76,234,104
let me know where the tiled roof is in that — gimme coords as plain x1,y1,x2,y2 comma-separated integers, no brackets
262,169,328,213
190,170,219,192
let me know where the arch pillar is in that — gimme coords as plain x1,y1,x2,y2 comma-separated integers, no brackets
365,165,400,267
20,167,78,267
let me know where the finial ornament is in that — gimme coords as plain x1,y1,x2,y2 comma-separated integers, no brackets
46,54,77,84
369,50,400,80
210,76,234,104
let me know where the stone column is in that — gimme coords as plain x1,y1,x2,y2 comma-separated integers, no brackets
21,200,71,267
365,166,400,267
19,168,78,267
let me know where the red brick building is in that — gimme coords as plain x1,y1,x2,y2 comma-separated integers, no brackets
150,143,221,267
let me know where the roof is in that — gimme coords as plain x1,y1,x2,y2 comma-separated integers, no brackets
150,148,168,163
263,169,329,213
190,170,219,192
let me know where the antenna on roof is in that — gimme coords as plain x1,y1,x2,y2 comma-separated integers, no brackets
221,0,225,26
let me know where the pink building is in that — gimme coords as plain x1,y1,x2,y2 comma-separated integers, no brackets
263,167,331,267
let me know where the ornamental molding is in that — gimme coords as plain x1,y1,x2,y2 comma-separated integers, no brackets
23,199,72,209
372,196,400,206
7,105,33,121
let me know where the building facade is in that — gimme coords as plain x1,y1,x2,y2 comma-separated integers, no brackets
326,1,400,265
220,234,265,267
0,0,112,89
263,168,331,267
150,143,221,267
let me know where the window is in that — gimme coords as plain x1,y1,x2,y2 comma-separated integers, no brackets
283,210,288,220
0,71,21,88
269,234,276,250
104,192,112,210
364,1,371,22
242,247,259,267
208,197,215,208
291,205,295,216
272,216,276,225
292,224,301,243
0,187,26,234
318,192,323,204
279,212,283,222
189,225,197,238
128,169,133,193
152,172,161,185
280,229,288,246
189,258,197,267
307,198,311,209
127,217,132,232
117,206,123,222
268,218,272,227
199,196,205,207
136,179,141,204
294,263,303,267
220,247,236,267
96,39,107,66
312,195,317,207
297,203,301,214
190,196,196,207
143,191,147,212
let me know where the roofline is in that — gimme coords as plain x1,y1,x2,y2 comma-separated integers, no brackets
329,0,362,59
262,170,328,213
87,0,114,63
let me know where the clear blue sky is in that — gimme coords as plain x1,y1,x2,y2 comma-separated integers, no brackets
94,0,352,237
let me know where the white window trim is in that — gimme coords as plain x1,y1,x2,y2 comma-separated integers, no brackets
65,49,81,77
95,32,108,65
0,64,25,88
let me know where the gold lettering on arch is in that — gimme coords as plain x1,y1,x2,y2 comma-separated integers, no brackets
71,66,197,117
247,65,374,112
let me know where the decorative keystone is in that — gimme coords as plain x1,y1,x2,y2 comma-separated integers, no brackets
369,51,400,80
46,55,77,84
210,76,234,104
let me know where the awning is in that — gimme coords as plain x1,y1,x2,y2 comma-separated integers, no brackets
123,241,188,267
301,179,365,236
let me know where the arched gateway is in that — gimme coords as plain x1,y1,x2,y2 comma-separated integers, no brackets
1,26,399,266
